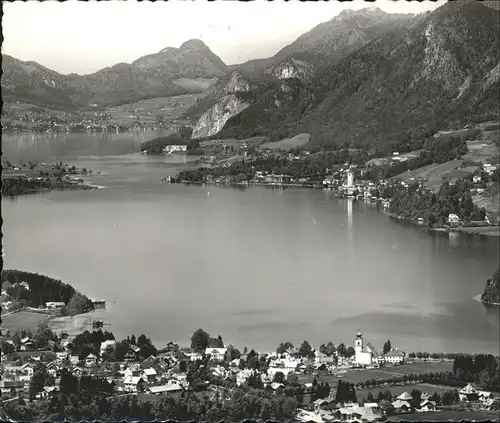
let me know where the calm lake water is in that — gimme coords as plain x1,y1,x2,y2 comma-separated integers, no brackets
2,132,500,354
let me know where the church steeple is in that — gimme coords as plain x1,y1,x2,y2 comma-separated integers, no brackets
355,329,363,350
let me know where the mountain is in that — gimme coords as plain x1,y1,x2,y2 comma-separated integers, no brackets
216,1,500,149
1,39,227,110
232,7,414,78
191,71,253,139
192,7,415,139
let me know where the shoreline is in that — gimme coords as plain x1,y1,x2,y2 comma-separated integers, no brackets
386,213,500,237
473,294,500,307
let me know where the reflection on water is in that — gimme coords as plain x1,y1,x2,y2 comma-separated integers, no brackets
2,132,154,162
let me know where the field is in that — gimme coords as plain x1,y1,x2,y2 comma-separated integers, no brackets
103,92,211,126
462,141,499,165
388,410,499,422
297,362,453,387
1,310,49,331
199,136,268,149
366,150,421,167
260,133,310,151
391,159,466,191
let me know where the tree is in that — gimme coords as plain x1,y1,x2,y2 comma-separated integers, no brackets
346,347,356,358
337,343,347,357
273,372,285,384
299,341,314,359
130,334,136,345
191,329,210,352
383,340,392,355
325,342,336,357
67,292,92,316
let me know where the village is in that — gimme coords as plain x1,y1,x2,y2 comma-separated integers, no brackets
1,322,498,422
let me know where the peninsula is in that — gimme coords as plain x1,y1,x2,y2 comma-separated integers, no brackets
481,269,500,306
1,160,101,197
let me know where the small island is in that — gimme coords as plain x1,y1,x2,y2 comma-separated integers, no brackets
1,160,100,197
481,269,500,306
139,129,201,155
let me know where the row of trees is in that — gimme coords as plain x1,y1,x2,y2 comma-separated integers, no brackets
363,388,460,407
275,340,356,359
354,367,499,393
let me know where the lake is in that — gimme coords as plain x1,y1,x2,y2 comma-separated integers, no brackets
2,132,499,354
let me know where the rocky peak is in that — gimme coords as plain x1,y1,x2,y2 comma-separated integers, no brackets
180,39,211,52
266,58,314,83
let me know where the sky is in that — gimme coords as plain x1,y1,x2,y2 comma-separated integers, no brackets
2,0,445,75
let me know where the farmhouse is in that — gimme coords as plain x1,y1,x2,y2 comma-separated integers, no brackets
45,301,66,310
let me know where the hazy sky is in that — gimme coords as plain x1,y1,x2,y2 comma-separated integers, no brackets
2,0,444,75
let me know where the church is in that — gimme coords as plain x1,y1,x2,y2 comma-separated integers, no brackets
354,330,376,366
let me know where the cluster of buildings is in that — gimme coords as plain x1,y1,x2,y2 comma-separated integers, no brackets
1,328,497,421
297,385,497,422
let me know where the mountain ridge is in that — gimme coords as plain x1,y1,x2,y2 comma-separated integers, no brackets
1,39,227,110
213,0,499,149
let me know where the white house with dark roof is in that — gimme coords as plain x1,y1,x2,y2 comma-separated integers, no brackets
142,367,158,382
382,349,406,364
123,376,144,393
205,348,227,362
459,384,479,402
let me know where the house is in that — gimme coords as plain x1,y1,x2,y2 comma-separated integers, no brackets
148,382,183,396
205,348,227,362
392,400,411,412
185,352,203,362
71,366,85,377
164,341,179,352
448,213,460,224
269,382,284,392
236,369,253,386
459,384,479,402
142,367,158,382
20,337,35,351
123,376,145,393
69,355,79,365
46,361,60,378
21,363,35,378
382,349,406,365
267,367,294,379
314,351,334,365
419,400,437,411
100,339,116,355
45,302,66,310
0,380,24,395
396,392,413,402
56,352,68,362
473,175,482,183
85,353,97,367
36,386,58,399
230,358,243,367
